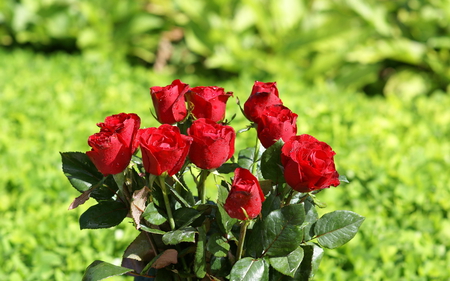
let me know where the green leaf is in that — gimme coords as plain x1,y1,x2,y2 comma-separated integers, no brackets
217,203,238,234
217,182,230,204
173,207,202,229
261,204,306,257
82,260,132,281
122,232,155,273
314,210,365,249
143,202,167,226
260,139,285,183
230,258,268,281
162,227,197,245
217,163,240,174
207,233,230,257
298,243,324,280
269,246,304,277
303,199,318,242
246,219,264,258
261,190,281,218
210,256,231,277
238,147,257,170
79,201,128,229
194,226,207,278
140,225,166,235
60,152,103,192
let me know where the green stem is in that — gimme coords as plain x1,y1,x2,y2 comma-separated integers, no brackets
236,220,250,261
197,170,210,204
159,175,176,230
252,130,260,176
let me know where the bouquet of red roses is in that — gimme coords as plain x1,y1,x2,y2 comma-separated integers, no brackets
61,80,364,281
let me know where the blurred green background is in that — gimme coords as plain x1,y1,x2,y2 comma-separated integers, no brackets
1,0,449,280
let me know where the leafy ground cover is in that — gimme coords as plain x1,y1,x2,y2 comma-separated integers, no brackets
1,49,449,280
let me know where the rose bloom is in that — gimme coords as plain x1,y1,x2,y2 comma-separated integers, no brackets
281,134,340,193
150,79,189,124
87,113,141,176
186,86,233,122
139,124,192,176
256,104,298,148
243,81,283,123
187,118,235,170
224,168,265,220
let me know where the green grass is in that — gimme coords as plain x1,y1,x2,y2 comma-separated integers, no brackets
1,49,449,280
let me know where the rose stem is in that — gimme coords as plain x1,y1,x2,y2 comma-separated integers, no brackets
197,170,210,204
236,220,250,262
252,131,260,176
158,175,176,230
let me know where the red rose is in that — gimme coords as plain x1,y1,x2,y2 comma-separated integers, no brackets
243,81,283,123
251,81,279,97
186,86,233,122
281,134,340,193
150,79,189,124
87,113,141,176
187,118,235,170
256,105,298,148
139,124,192,176
224,168,265,220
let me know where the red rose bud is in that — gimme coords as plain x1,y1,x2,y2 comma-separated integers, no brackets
186,86,233,122
224,168,265,220
139,124,192,176
251,81,279,97
150,79,189,124
281,134,340,193
256,105,298,148
87,113,141,176
187,118,236,170
243,81,283,123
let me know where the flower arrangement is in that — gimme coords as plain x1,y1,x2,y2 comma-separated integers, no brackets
61,80,364,281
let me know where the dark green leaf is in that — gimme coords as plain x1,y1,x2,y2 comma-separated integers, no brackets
217,183,230,204
82,260,132,281
303,199,319,242
143,202,167,226
60,152,103,192
140,226,166,235
269,246,304,277
173,207,202,229
162,227,196,245
261,204,306,257
314,210,365,249
207,233,230,257
217,163,240,174
261,140,285,184
122,232,155,274
238,147,257,170
298,243,324,280
261,190,281,218
230,258,268,281
79,201,128,229
217,203,238,234
95,175,119,200
210,256,231,277
246,219,264,258
194,226,206,278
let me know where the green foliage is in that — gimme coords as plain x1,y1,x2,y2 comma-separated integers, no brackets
82,261,132,281
1,49,450,280
2,0,450,94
